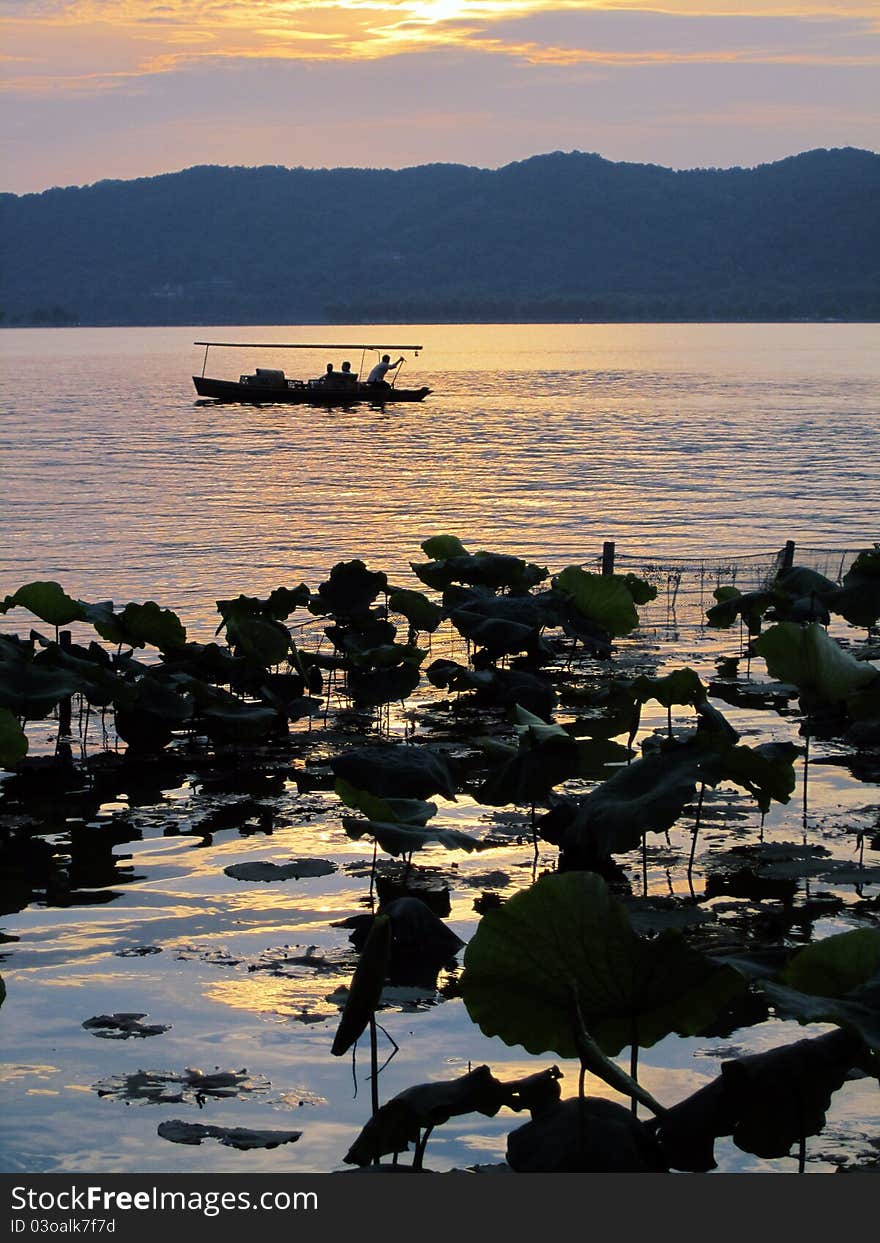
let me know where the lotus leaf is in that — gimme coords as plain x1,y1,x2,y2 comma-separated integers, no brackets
716,741,800,812
420,534,469,560
331,913,391,1056
631,667,707,709
216,585,309,628
348,663,422,708
825,547,880,628
331,744,456,800
706,587,778,632
342,817,488,857
0,707,28,768
387,589,443,634
775,566,838,597
224,615,291,666
507,1097,668,1173
5,581,85,627
540,746,701,858
721,1029,868,1159
335,778,437,827
552,567,640,638
93,601,187,651
343,1065,508,1166
461,872,744,1060
413,552,547,594
311,560,387,618
0,650,83,718
780,927,880,999
754,622,879,708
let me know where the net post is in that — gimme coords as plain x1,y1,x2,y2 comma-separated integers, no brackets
781,540,796,572
602,541,616,576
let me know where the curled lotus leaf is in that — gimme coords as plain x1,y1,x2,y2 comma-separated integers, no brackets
5,581,86,627
224,615,291,666
630,667,707,708
387,589,443,634
706,586,778,633
215,585,309,629
0,707,28,768
413,551,548,594
754,622,878,708
716,741,801,813
348,662,422,708
342,817,489,857
335,778,437,826
331,914,391,1057
461,872,744,1060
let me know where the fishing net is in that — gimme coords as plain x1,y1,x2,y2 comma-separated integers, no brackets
589,544,865,636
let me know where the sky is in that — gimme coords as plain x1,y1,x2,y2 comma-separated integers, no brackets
1,1,878,194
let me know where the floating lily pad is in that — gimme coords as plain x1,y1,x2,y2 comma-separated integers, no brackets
158,1121,301,1150
223,858,337,882
82,1013,170,1039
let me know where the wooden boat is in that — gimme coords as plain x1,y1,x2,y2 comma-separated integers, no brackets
192,341,431,405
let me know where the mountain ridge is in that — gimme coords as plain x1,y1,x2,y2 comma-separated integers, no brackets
2,148,878,325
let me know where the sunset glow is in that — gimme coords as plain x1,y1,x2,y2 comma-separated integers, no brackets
2,0,878,190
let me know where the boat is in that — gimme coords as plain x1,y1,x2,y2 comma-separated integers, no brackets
192,341,431,405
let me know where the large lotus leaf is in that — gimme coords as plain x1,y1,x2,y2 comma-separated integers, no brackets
721,1029,867,1159
342,817,489,857
92,601,187,651
420,534,469,561
348,662,422,707
513,705,569,745
753,622,878,707
328,614,397,657
6,581,86,627
551,598,613,656
335,781,437,829
0,708,28,768
331,914,391,1057
0,656,83,718
461,872,743,1060
781,928,880,999
717,741,801,813
543,747,701,857
552,568,639,638
387,589,443,634
310,560,387,618
128,675,193,722
331,744,456,800
630,667,706,708
343,1065,506,1166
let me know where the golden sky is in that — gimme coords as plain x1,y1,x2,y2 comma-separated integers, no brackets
2,1,878,189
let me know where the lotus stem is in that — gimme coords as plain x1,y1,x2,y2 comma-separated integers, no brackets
630,1026,639,1117
413,1124,434,1170
369,1015,379,1118
641,832,648,896
688,782,706,880
802,724,811,843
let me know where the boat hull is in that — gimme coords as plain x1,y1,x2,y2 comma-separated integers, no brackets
193,376,431,405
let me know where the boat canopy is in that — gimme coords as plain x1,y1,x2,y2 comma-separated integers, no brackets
193,341,424,350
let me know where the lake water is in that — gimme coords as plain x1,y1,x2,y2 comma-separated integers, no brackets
2,323,878,631
1,323,879,1175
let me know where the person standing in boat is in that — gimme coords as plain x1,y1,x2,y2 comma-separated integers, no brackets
366,354,404,389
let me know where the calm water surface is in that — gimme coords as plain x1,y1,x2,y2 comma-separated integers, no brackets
3,323,878,628
1,324,878,1175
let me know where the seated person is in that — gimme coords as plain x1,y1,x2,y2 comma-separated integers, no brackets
339,361,359,387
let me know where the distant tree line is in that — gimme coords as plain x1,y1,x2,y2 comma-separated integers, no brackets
1,147,878,326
